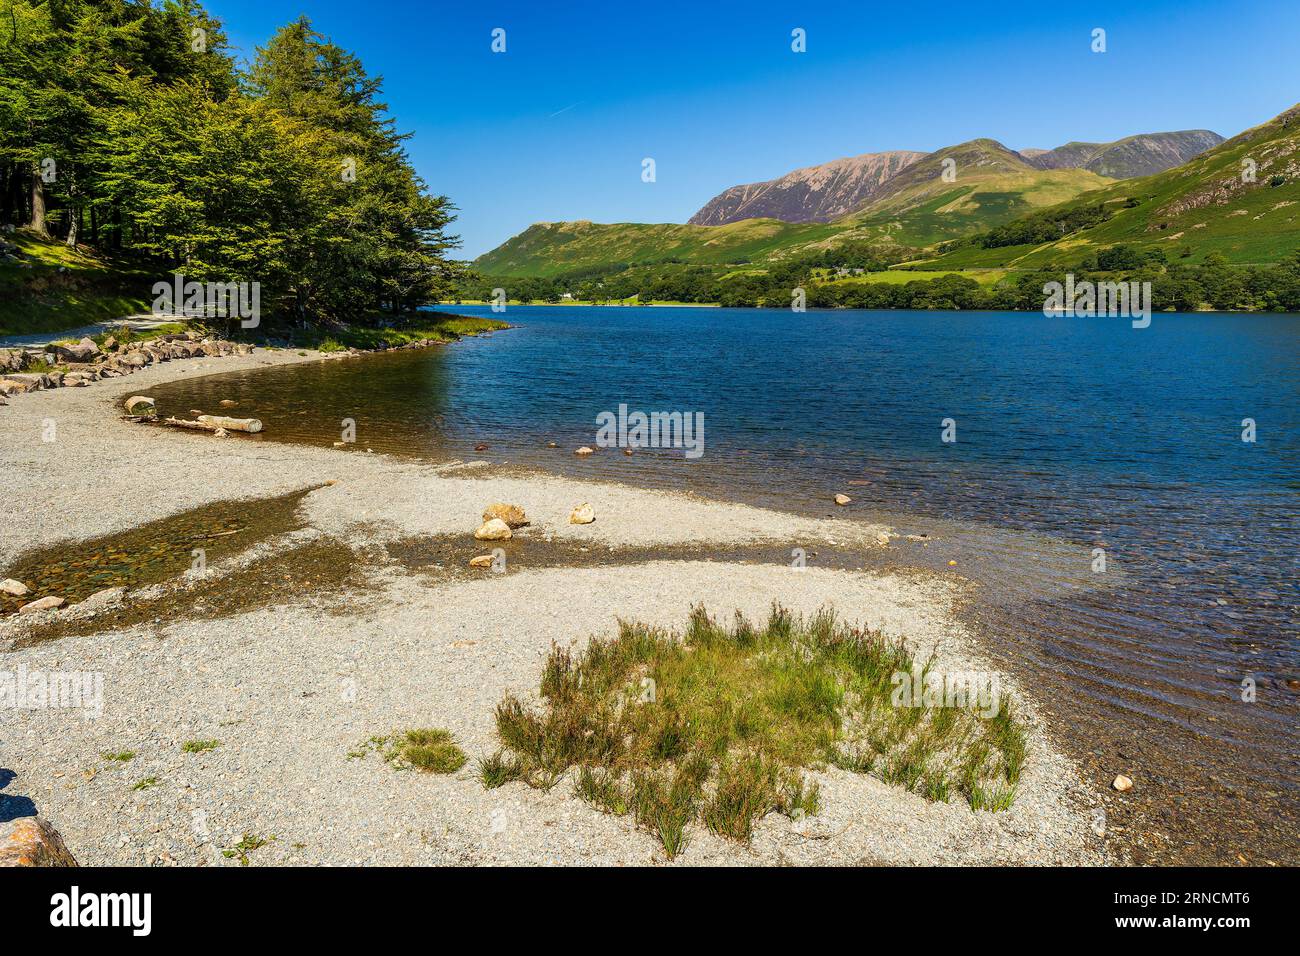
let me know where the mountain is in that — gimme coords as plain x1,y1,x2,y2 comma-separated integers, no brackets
474,117,1285,278
475,139,1111,276
920,106,1300,269
1022,130,1224,179
688,150,925,226
833,138,1111,246
684,131,1218,230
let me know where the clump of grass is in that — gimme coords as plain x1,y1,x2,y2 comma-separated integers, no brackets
131,776,158,791
352,728,467,774
317,336,347,353
478,750,526,789
484,604,1027,857
397,728,467,773
222,833,275,866
182,738,220,753
102,750,136,762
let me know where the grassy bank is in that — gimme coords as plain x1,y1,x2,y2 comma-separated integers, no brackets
480,604,1026,858
0,231,151,337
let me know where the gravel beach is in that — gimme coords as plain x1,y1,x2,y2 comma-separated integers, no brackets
0,348,1109,865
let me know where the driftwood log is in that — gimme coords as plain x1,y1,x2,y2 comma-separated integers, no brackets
159,415,262,434
196,414,262,433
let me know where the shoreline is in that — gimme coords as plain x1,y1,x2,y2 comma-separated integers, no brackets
0,345,1110,865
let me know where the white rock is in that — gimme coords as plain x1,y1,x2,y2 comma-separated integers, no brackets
834,494,852,505
569,503,595,525
19,596,65,614
574,446,594,456
0,578,29,597
1112,774,1133,792
474,518,512,541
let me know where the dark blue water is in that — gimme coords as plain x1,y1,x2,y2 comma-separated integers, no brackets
150,305,1299,861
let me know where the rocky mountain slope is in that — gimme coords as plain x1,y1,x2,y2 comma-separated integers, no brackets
688,150,924,226
1023,130,1224,179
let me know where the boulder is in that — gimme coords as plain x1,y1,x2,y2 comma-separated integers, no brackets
62,337,101,362
469,554,495,569
474,517,512,541
482,503,528,528
569,503,595,525
2,373,48,392
834,494,852,505
574,446,594,456
124,395,156,416
0,817,78,867
19,596,64,614
0,578,29,597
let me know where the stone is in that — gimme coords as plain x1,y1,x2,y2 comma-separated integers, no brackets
474,518,512,541
834,494,851,505
569,503,595,525
124,395,155,415
575,446,594,456
469,554,495,569
81,587,126,610
0,817,78,867
219,399,238,407
48,337,100,363
3,373,48,391
19,596,64,614
0,578,29,597
482,503,528,528
1112,774,1133,792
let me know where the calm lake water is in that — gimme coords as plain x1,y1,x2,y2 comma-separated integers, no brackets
150,305,1299,863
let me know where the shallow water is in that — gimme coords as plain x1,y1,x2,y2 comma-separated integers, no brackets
145,305,1298,862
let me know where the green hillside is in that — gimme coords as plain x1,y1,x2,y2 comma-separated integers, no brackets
920,104,1300,271
473,140,1114,278
0,231,150,336
836,139,1113,247
471,218,842,278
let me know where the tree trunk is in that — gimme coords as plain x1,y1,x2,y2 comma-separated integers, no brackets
29,168,48,237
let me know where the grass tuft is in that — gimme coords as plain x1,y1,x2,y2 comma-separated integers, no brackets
352,728,468,774
181,738,220,753
481,604,1028,857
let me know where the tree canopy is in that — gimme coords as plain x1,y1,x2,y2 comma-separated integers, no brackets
0,1,459,324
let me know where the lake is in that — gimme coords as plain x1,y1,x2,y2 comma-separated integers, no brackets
148,304,1299,863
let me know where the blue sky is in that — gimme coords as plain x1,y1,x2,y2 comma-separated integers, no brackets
208,0,1299,258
